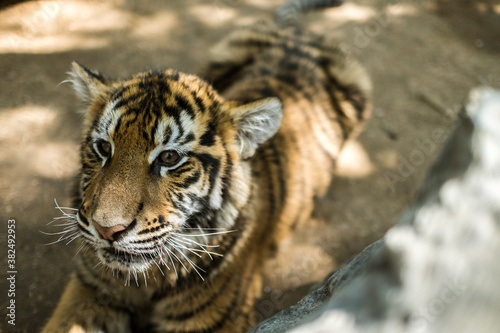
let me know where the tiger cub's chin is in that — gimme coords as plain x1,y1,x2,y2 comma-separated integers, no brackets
95,246,153,272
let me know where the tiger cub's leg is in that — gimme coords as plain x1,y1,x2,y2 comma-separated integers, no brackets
42,275,132,333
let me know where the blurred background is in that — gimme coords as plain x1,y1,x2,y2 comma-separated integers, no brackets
0,0,499,332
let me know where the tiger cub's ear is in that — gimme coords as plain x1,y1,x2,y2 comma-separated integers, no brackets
67,61,108,104
231,97,283,159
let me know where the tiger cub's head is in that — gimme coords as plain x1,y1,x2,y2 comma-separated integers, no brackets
68,62,282,273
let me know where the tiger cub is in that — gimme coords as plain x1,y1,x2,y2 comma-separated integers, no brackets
42,20,371,333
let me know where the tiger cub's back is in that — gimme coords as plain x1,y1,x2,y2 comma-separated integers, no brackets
203,22,372,243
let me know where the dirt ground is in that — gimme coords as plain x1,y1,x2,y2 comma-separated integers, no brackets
0,0,499,332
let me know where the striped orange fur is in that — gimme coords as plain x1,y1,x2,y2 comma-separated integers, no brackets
43,20,371,333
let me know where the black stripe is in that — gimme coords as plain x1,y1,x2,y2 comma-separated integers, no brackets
318,71,350,140
323,69,366,120
257,85,278,100
78,252,108,289
205,58,254,93
153,220,242,293
192,92,206,113
159,106,184,140
220,150,233,202
81,160,95,171
183,253,257,333
165,189,177,209
168,192,190,216
260,144,276,218
77,62,106,83
228,36,276,49
109,86,128,104
175,94,195,118
78,226,93,238
81,181,90,192
199,121,217,147
193,153,220,192
183,171,201,188
180,133,195,145
75,269,99,292
77,211,90,226
160,126,173,146
268,141,286,207
168,191,182,211
76,256,136,315
301,84,346,154
90,114,103,135
113,115,124,136
113,92,142,110
122,107,139,125
168,70,180,82
160,254,255,333
175,164,194,175
183,203,214,229
160,271,233,321
136,227,169,237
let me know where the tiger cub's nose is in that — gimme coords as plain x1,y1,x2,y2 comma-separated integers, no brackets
93,220,136,241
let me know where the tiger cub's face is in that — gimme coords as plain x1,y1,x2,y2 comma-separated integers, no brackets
68,62,282,273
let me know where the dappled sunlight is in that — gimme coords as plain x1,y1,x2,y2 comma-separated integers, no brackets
336,140,374,178
0,0,288,54
323,2,418,26
245,0,277,10
324,3,377,23
0,1,127,53
131,12,178,39
30,141,79,179
59,2,132,33
188,4,238,27
68,324,85,333
476,2,500,14
0,106,57,142
385,3,419,17
0,0,179,53
0,34,109,53
0,105,79,179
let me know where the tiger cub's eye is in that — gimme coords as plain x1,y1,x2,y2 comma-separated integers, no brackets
97,140,112,158
159,150,181,166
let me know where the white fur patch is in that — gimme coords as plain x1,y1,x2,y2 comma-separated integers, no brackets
90,99,123,164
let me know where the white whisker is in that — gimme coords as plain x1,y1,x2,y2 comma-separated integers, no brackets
173,234,221,248
162,243,179,278
167,239,205,281
170,236,223,260
73,243,86,260
173,230,235,237
65,233,81,245
169,239,203,258
44,199,81,247
150,253,165,276
142,271,148,287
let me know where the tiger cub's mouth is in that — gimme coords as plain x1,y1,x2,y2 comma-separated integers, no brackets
97,246,152,271
102,246,136,258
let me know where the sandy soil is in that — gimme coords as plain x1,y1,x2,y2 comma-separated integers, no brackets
0,0,499,332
